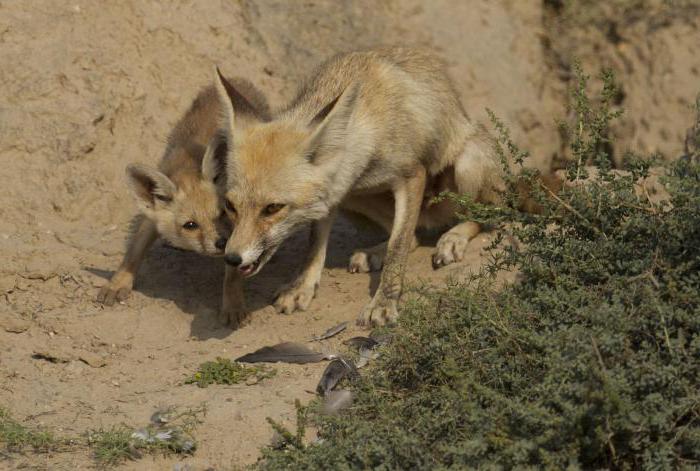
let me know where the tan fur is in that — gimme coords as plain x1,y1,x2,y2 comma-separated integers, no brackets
212,47,503,326
97,76,270,322
515,172,565,215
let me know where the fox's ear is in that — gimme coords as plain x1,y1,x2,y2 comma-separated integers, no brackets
223,76,271,122
305,83,359,164
201,131,228,185
125,164,177,210
214,67,238,142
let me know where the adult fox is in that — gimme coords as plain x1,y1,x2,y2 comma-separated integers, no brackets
213,47,502,327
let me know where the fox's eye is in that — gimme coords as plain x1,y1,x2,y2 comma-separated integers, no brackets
263,203,285,216
225,199,236,214
182,221,199,230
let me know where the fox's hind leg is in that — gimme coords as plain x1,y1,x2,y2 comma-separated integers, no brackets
432,221,482,268
342,194,417,273
348,236,420,273
432,138,501,269
97,216,157,305
349,241,387,273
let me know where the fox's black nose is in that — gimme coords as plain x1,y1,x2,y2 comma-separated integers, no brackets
215,237,227,250
225,253,242,267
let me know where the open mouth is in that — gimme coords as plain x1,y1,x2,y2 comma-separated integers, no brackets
238,261,258,277
238,250,267,277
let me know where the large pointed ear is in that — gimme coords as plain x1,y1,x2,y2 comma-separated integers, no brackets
226,76,271,122
125,164,177,211
304,83,360,164
214,67,239,141
201,131,228,185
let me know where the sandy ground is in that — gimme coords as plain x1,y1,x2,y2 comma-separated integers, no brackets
1,213,495,470
1,1,698,469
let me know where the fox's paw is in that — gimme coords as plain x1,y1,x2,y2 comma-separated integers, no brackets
217,303,247,329
348,250,384,273
274,281,318,315
348,242,387,274
357,296,398,327
96,272,134,306
432,231,470,269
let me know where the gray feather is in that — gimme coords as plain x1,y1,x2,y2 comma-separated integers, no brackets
356,346,381,369
310,321,348,342
316,357,358,396
343,336,379,350
369,332,393,346
236,342,332,364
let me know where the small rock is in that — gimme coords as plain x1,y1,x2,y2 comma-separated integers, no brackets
245,375,260,385
24,259,58,280
1,316,30,333
79,351,107,368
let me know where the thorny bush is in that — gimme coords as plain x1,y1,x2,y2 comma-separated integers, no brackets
258,66,700,470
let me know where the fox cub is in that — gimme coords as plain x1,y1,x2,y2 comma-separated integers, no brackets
98,75,270,326
209,47,505,327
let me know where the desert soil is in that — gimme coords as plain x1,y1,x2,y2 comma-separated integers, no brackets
1,1,698,469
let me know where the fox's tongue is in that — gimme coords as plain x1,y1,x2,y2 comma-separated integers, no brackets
239,263,257,277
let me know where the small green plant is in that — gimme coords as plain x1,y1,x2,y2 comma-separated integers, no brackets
263,399,309,453
0,403,205,468
186,357,276,388
87,425,136,467
0,407,63,453
87,405,204,467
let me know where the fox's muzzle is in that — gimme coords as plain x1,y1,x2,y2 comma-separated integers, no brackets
225,249,265,277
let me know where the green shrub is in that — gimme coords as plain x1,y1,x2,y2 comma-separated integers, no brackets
258,68,700,469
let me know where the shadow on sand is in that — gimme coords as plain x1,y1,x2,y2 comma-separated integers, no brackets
86,215,390,339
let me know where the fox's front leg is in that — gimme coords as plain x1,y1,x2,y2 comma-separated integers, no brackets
218,265,246,328
97,216,157,305
358,167,426,326
275,210,337,314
